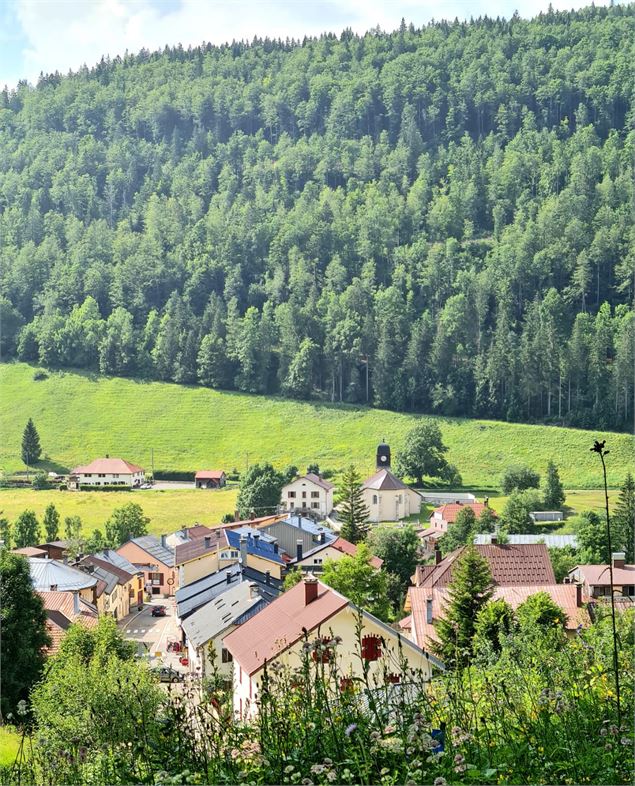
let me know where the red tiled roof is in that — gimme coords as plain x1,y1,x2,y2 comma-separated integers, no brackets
39,590,99,653
12,546,47,557
407,583,589,647
174,529,225,565
71,457,144,475
572,564,635,586
186,525,215,539
414,544,555,587
331,537,384,569
195,470,225,480
429,502,492,524
223,580,349,675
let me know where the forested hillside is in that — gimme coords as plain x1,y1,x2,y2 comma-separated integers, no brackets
1,5,634,430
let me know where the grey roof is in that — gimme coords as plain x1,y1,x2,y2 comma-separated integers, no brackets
93,549,140,575
176,564,243,619
29,558,97,591
181,582,266,650
261,518,336,559
89,564,119,594
363,469,418,493
474,533,579,548
129,535,174,566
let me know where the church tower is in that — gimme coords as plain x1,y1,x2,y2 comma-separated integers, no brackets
376,441,391,470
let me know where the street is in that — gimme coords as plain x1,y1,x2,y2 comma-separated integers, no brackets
118,597,187,673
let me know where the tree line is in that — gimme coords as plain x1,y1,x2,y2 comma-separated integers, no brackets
1,5,634,433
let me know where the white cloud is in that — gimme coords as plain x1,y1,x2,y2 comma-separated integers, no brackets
10,0,612,86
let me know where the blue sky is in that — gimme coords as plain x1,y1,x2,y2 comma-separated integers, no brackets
0,0,611,88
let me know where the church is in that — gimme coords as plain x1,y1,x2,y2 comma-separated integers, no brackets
361,443,423,523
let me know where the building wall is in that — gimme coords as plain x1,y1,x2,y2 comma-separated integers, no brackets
232,605,435,718
178,551,221,588
362,487,422,522
116,542,177,596
296,545,351,571
244,553,284,580
76,470,144,487
187,627,237,679
280,478,333,517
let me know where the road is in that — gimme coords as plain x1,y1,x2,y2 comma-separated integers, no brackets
118,597,187,672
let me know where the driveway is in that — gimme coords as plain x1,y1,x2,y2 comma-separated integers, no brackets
118,598,186,672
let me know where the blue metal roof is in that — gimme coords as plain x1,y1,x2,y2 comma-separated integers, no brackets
226,528,285,565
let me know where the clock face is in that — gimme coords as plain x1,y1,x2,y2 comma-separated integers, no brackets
380,455,387,462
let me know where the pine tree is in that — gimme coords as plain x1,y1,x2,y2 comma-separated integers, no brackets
43,503,60,542
0,516,11,549
336,465,370,544
612,473,635,562
432,546,495,668
21,418,42,465
543,460,566,509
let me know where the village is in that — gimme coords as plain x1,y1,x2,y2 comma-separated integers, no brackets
8,440,634,721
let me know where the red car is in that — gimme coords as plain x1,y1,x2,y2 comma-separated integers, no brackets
151,605,167,617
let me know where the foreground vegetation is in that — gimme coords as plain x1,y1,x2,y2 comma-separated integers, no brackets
2,363,632,486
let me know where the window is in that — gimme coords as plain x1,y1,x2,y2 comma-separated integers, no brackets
302,491,306,498
99,473,106,477
372,494,378,504
311,502,319,509
85,473,92,477
313,558,322,565
113,473,119,478
398,494,402,503
311,491,319,499
149,572,163,586
361,635,382,661
288,491,296,498
222,648,233,663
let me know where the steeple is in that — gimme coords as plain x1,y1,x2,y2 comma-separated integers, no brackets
376,440,391,470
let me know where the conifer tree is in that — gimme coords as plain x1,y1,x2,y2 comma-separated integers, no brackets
543,460,565,509
612,473,635,562
21,418,42,465
43,503,60,542
336,465,370,544
432,546,494,668
0,516,11,549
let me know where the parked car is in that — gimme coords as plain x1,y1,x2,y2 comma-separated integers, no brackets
152,666,184,683
151,605,167,617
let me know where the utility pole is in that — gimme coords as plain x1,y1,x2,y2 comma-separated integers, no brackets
151,448,155,482
245,453,250,473
360,355,369,403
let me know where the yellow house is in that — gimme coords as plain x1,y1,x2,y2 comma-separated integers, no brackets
175,530,239,588
79,555,142,620
362,468,422,522
224,576,443,719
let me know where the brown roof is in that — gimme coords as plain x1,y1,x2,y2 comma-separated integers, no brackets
185,525,215,539
71,457,144,475
363,468,416,492
573,564,635,586
303,473,335,491
174,529,225,565
80,555,135,585
195,470,225,480
39,590,99,653
331,537,384,569
429,502,492,524
413,544,556,587
12,546,47,557
223,580,349,675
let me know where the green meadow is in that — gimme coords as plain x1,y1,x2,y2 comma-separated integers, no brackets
1,362,632,489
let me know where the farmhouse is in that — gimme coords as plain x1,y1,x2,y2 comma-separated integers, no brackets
195,470,226,489
70,456,145,487
280,473,335,517
224,575,443,719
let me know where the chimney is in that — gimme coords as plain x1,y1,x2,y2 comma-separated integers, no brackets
612,552,626,569
490,535,498,545
239,535,248,564
249,582,259,599
434,547,442,565
265,570,270,585
304,575,318,605
426,597,433,624
273,542,279,554
254,533,260,546
50,583,58,591
296,539,303,561
319,530,325,544
73,590,81,616
204,536,211,549
575,583,582,608
226,570,231,584
160,534,167,548
103,548,109,556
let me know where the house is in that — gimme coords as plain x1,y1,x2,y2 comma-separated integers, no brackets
362,469,422,522
77,554,141,619
403,583,589,649
419,491,477,506
176,563,283,621
70,456,145,487
280,473,335,518
181,581,267,678
416,527,445,556
224,576,444,719
225,528,288,580
474,533,579,548
174,528,240,587
39,590,98,654
117,535,177,597
36,540,71,560
429,502,492,533
412,541,556,588
166,524,215,548
567,553,635,600
93,549,145,607
195,470,226,489
29,558,98,604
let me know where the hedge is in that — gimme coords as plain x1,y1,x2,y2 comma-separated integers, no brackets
78,484,132,492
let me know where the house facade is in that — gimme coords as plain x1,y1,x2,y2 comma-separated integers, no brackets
70,457,145,487
429,502,491,532
361,469,422,522
117,535,177,596
280,473,335,518
175,530,241,587
224,576,443,719
567,553,635,599
195,470,227,489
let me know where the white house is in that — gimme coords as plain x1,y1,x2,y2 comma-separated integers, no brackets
362,469,422,522
223,576,443,719
280,473,334,518
70,457,145,487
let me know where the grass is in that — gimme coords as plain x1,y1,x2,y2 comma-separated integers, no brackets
0,487,239,536
1,362,632,488
0,725,22,768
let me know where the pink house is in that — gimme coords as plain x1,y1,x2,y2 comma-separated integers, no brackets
117,535,177,597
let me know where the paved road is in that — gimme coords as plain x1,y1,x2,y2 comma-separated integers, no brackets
119,598,186,672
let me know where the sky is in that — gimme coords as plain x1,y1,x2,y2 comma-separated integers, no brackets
0,0,612,88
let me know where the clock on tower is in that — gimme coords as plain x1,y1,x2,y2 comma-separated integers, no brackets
376,441,391,469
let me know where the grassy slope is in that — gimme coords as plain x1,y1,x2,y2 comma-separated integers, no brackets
1,362,632,488
0,726,22,768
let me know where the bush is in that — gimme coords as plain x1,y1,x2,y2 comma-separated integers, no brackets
78,484,131,492
153,470,193,481
501,465,541,493
31,473,50,490
32,370,48,381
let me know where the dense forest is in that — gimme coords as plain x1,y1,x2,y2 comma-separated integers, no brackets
1,5,634,430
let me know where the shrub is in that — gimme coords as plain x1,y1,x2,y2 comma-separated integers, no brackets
501,465,541,494
78,484,131,492
32,370,48,381
31,473,49,490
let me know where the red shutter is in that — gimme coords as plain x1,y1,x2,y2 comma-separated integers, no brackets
361,635,382,661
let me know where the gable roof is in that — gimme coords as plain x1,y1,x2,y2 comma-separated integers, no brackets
176,563,243,619
39,591,98,654
430,502,490,523
71,457,144,475
225,528,285,565
174,528,225,565
330,537,384,569
29,558,98,591
363,468,418,493
572,563,635,586
181,582,266,649
195,470,225,480
413,544,556,587
474,533,578,548
79,555,135,585
12,546,47,557
126,535,174,567
93,549,140,575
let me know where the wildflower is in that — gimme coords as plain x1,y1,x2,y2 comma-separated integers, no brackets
609,725,619,735
454,754,465,765
370,730,381,742
604,743,613,751
434,778,448,786
600,728,608,737
384,724,396,735
621,738,631,746
17,699,28,716
310,765,325,775
301,779,314,786
323,758,333,766
345,723,357,737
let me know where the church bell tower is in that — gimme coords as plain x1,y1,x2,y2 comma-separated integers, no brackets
376,441,391,469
